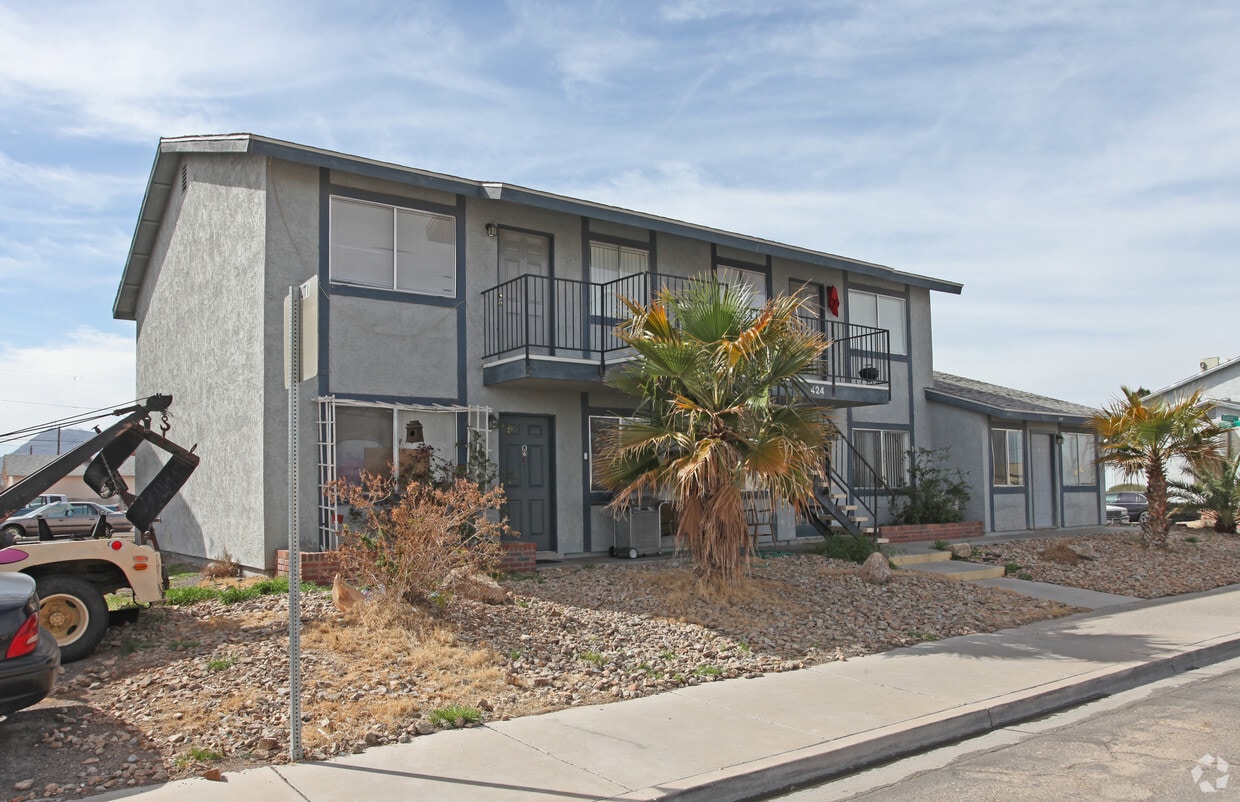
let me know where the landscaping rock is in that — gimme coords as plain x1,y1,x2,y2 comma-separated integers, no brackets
1069,542,1096,560
950,543,973,559
858,551,893,584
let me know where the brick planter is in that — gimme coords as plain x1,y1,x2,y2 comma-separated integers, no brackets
274,550,340,585
499,541,536,573
276,542,537,582
881,521,984,544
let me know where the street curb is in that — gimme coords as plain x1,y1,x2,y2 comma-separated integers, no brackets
620,634,1240,802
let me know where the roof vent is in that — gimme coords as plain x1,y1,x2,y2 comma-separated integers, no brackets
1201,356,1220,372
180,163,188,193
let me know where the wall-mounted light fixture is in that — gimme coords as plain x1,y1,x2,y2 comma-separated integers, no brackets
485,223,497,238
1055,433,1065,445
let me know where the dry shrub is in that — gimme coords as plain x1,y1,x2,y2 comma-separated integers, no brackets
202,551,240,579
331,472,512,608
1038,541,1081,565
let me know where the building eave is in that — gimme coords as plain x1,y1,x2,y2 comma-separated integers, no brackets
113,133,964,320
925,387,1093,426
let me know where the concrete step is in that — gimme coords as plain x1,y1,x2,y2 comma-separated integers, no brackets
889,550,952,566
900,559,1005,581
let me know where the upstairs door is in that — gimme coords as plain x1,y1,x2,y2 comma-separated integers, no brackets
791,280,827,379
498,415,554,552
498,230,550,351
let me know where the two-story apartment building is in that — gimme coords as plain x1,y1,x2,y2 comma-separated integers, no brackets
113,134,1105,572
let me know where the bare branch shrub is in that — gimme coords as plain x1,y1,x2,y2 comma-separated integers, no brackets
331,470,511,608
202,550,240,579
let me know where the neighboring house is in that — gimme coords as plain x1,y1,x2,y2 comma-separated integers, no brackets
926,373,1104,532
1129,356,1240,489
112,134,1104,572
2,454,136,503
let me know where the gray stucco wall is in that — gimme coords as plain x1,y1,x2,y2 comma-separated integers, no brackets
134,152,269,569
263,159,322,564
927,401,990,528
1063,490,1102,527
326,298,458,398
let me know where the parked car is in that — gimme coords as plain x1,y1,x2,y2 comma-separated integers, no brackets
1,501,132,544
1106,504,1130,525
0,572,60,718
1106,491,1149,524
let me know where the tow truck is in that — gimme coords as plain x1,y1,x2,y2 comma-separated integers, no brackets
0,396,198,661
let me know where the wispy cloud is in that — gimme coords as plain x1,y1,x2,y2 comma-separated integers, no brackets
0,0,1236,409
0,327,136,443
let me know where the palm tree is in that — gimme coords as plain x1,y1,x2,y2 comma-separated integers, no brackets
1091,387,1226,547
1169,455,1240,534
597,276,835,588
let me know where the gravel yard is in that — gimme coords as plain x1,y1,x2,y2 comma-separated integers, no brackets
972,527,1240,598
4,529,1239,801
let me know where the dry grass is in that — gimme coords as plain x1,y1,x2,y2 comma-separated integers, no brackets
200,551,241,579
300,597,512,731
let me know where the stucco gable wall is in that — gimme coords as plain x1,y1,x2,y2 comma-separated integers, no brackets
133,152,268,569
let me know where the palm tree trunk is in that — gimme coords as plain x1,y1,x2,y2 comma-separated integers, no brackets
1145,458,1170,548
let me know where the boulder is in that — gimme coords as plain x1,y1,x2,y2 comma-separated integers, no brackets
950,543,973,559
858,551,892,585
1069,541,1096,560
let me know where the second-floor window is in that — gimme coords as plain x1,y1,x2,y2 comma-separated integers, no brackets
590,242,647,285
848,290,907,355
330,196,456,298
717,265,768,308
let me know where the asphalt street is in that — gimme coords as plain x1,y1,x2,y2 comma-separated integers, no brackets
768,655,1240,801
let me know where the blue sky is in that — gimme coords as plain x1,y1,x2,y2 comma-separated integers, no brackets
1,0,1238,439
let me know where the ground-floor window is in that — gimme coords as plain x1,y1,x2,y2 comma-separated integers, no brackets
1060,432,1096,486
991,428,1025,486
589,415,636,494
854,429,909,488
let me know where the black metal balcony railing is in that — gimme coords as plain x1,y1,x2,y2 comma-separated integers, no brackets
482,272,891,391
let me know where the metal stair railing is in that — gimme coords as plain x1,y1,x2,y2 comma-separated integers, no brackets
809,432,894,541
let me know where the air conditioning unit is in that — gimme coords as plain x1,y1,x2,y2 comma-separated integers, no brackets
1201,357,1220,372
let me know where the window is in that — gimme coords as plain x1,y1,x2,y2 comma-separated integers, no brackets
854,429,909,488
992,428,1025,486
590,242,647,285
589,415,634,493
330,196,456,297
335,406,394,486
1061,432,1096,486
848,290,907,355
590,243,649,343
717,265,768,308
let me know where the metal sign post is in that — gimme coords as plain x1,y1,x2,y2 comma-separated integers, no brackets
285,283,303,762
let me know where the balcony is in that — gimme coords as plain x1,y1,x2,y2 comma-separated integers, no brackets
481,272,891,405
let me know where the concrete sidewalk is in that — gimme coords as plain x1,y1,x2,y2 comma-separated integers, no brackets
97,584,1240,802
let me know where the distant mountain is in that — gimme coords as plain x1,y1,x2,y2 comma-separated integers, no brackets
2,428,97,456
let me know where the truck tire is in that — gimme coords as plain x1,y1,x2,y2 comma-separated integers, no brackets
36,575,109,663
